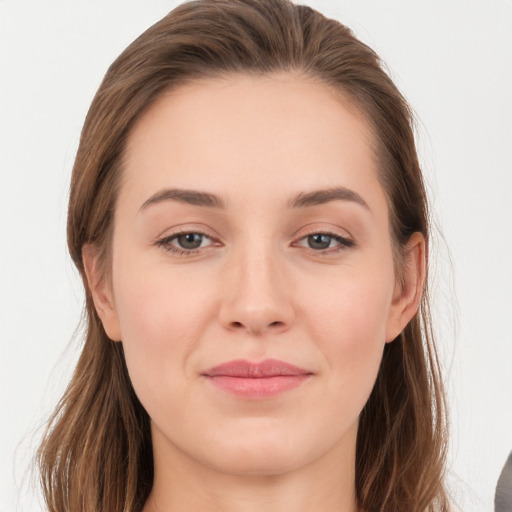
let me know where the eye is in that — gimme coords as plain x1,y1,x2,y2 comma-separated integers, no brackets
296,232,354,252
156,231,215,254
307,233,335,250
174,232,208,250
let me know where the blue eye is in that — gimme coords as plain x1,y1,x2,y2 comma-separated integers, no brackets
307,233,334,249
156,230,353,256
298,232,354,252
175,232,205,249
157,231,213,254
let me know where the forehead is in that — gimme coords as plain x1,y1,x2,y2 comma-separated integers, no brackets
120,72,385,213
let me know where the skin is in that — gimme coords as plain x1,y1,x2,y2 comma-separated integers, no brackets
84,72,425,512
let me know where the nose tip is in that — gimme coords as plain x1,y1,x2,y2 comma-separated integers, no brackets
218,254,294,336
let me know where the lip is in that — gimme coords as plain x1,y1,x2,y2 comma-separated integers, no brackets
202,359,313,399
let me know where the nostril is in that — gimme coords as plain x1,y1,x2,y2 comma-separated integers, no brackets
228,320,285,332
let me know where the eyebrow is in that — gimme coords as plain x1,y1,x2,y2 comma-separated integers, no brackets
288,187,370,211
139,186,370,212
140,188,226,211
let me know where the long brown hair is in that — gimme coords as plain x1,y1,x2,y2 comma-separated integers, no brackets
37,1,449,510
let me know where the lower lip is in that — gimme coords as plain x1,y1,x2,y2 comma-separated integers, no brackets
206,375,310,398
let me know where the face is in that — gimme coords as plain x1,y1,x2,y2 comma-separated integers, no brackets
86,73,423,479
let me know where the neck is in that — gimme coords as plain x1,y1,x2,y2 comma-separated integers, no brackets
144,424,359,512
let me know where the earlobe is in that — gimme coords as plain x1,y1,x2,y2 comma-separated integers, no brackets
385,232,426,343
82,244,122,342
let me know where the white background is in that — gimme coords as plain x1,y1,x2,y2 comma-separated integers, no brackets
1,1,511,511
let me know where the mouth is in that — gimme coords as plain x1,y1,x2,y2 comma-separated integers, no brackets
201,358,313,399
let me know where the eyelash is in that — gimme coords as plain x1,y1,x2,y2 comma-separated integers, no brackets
155,230,355,256
295,231,355,254
155,230,217,257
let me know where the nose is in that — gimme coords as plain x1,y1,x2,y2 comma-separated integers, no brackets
218,245,295,336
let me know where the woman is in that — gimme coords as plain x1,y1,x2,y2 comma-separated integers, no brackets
37,0,449,510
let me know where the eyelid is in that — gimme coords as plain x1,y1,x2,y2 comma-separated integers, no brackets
294,223,353,241
155,222,218,239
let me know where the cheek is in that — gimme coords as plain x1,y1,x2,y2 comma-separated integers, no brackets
300,265,395,404
304,266,394,345
110,256,215,406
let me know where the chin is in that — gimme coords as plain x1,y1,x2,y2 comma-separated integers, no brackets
196,424,324,477
207,447,306,477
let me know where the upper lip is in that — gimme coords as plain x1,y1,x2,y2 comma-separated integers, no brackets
202,358,312,378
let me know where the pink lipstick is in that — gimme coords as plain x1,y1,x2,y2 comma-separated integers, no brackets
202,359,312,398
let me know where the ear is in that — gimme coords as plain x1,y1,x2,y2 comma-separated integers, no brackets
82,244,122,342
385,232,426,343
